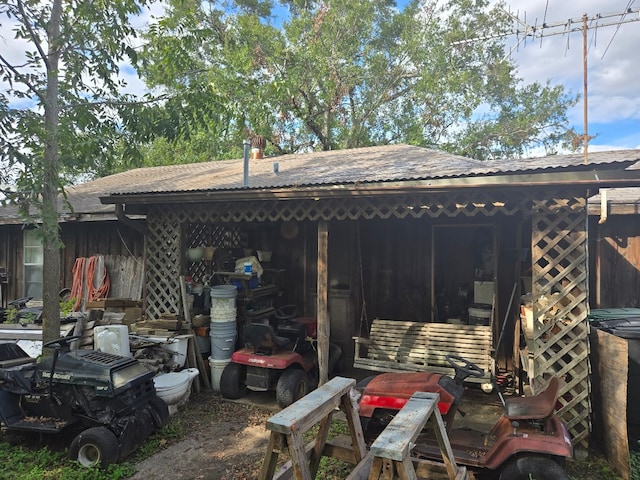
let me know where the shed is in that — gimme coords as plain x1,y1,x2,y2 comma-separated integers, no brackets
1,144,640,449
96,144,640,448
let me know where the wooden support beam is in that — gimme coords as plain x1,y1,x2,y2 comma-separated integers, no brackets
317,220,329,386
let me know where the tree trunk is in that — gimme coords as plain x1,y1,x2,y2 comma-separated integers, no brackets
41,0,63,347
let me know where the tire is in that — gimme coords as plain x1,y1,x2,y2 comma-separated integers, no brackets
150,395,170,427
276,369,309,408
220,363,247,400
69,426,120,468
499,456,570,480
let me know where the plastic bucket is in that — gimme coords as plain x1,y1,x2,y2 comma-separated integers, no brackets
210,285,238,320
209,357,231,392
468,303,492,326
210,321,237,360
195,329,211,356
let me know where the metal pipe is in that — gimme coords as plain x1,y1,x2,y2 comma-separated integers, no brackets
243,139,250,187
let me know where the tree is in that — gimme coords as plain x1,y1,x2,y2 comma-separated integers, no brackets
0,0,149,345
135,0,578,162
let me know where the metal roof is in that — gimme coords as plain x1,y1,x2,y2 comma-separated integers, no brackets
1,145,640,223
103,144,640,197
588,187,640,216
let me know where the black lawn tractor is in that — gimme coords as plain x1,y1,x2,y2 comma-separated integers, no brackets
0,336,169,468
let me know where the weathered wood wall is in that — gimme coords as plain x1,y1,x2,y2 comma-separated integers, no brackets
590,216,640,308
0,221,144,303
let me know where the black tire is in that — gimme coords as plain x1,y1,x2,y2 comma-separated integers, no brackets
499,456,569,480
69,426,120,468
276,369,309,408
150,395,170,427
220,363,248,400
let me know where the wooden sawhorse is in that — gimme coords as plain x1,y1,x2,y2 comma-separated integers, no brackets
347,392,469,480
259,376,367,480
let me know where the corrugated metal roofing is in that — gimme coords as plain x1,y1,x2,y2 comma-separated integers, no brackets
103,144,640,196
1,144,639,223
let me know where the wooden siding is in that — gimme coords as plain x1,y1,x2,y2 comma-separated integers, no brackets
590,216,640,308
0,221,144,303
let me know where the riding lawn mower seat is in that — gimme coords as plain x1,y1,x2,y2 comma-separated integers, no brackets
504,376,560,420
244,322,290,354
276,321,308,353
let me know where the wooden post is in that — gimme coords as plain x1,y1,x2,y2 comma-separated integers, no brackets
317,220,329,386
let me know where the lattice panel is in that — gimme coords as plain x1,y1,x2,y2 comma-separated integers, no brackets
145,208,183,320
531,196,590,448
185,223,243,282
156,191,528,225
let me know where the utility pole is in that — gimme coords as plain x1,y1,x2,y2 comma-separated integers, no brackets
452,6,640,163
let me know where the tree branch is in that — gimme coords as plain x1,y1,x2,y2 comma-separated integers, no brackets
0,53,45,103
16,0,50,70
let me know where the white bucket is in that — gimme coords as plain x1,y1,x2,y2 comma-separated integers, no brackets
94,325,131,357
209,357,231,392
468,304,492,326
210,285,238,320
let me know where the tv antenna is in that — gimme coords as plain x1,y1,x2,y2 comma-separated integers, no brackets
453,5,640,163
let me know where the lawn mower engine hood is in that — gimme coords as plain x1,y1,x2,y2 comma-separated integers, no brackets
357,371,461,418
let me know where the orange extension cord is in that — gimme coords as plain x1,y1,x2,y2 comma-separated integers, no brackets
70,256,111,311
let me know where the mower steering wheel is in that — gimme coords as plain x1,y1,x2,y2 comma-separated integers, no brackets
446,354,485,383
275,304,298,321
43,335,83,352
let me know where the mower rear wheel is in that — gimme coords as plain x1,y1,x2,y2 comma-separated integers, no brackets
220,363,248,399
150,395,170,427
69,426,120,468
276,369,309,408
499,456,569,480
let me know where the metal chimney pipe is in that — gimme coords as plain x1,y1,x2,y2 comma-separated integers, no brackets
243,139,250,187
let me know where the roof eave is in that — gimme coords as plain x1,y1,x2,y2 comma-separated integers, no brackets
100,169,640,206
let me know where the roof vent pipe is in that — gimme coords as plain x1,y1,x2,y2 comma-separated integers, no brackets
243,139,250,187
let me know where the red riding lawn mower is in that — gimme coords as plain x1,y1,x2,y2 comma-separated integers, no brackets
220,305,341,408
353,355,573,480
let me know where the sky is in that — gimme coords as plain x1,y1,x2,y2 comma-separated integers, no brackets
1,1,639,154
494,0,640,152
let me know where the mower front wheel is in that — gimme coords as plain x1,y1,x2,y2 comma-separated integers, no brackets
220,363,248,399
69,426,120,468
276,369,309,408
499,456,569,480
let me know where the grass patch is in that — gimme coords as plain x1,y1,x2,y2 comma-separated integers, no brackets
0,435,136,480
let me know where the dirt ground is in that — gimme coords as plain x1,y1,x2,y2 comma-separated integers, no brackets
130,390,278,480
128,380,614,480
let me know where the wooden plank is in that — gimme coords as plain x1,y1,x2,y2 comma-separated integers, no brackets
369,392,438,462
591,329,630,480
267,376,355,435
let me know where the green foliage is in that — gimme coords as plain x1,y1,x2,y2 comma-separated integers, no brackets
134,0,578,162
0,438,135,480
